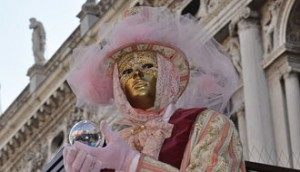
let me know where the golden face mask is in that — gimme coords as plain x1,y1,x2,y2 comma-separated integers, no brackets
118,51,158,110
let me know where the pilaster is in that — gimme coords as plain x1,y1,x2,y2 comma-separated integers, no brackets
237,7,276,165
268,69,292,167
237,108,249,160
283,70,300,169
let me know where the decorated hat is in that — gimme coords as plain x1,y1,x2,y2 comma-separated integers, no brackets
67,6,238,115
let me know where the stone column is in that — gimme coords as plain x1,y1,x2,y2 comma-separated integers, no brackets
269,76,292,167
284,71,300,169
27,64,46,93
237,109,249,160
237,8,276,164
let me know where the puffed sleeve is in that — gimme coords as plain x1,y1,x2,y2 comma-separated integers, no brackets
135,110,245,172
184,110,245,171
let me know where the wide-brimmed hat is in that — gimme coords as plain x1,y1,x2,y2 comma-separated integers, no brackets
67,6,238,115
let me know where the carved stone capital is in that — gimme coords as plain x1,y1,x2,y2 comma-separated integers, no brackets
237,18,260,32
283,66,295,80
230,7,260,33
241,7,259,19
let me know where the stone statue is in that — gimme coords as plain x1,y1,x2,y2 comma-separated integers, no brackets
82,0,97,12
227,23,242,78
263,0,281,55
208,0,221,11
196,0,222,19
29,18,46,65
196,0,210,19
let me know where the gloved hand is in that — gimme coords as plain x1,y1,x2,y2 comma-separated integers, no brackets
63,121,140,172
63,145,102,172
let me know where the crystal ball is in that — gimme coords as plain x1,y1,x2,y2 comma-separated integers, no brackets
69,120,104,147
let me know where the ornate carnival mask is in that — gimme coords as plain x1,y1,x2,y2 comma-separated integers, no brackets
117,51,158,110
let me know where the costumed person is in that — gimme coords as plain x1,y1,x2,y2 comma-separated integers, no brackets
63,6,246,172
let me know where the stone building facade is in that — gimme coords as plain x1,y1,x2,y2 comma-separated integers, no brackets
0,0,300,171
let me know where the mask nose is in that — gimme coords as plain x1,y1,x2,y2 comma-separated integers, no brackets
133,69,144,79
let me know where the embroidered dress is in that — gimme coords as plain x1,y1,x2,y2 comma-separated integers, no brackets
136,109,245,172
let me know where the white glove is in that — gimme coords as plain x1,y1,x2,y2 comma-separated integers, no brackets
63,121,139,172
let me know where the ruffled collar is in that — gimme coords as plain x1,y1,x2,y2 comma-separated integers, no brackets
116,104,177,159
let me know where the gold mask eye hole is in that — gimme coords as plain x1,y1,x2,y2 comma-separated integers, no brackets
122,69,133,75
142,63,154,69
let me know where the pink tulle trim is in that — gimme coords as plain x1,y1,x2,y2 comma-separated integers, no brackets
67,6,238,116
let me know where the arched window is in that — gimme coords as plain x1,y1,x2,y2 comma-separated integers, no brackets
51,131,64,153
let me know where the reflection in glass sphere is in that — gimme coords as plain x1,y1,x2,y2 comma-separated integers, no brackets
69,120,104,147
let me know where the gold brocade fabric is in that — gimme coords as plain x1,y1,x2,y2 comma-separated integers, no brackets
136,110,246,172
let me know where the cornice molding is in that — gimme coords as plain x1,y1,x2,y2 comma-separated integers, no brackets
263,43,300,70
0,82,74,168
202,0,253,37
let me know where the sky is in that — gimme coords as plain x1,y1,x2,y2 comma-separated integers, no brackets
0,0,88,113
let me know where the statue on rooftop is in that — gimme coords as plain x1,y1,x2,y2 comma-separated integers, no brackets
29,18,46,65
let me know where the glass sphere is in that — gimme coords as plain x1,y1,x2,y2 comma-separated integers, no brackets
69,120,104,147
